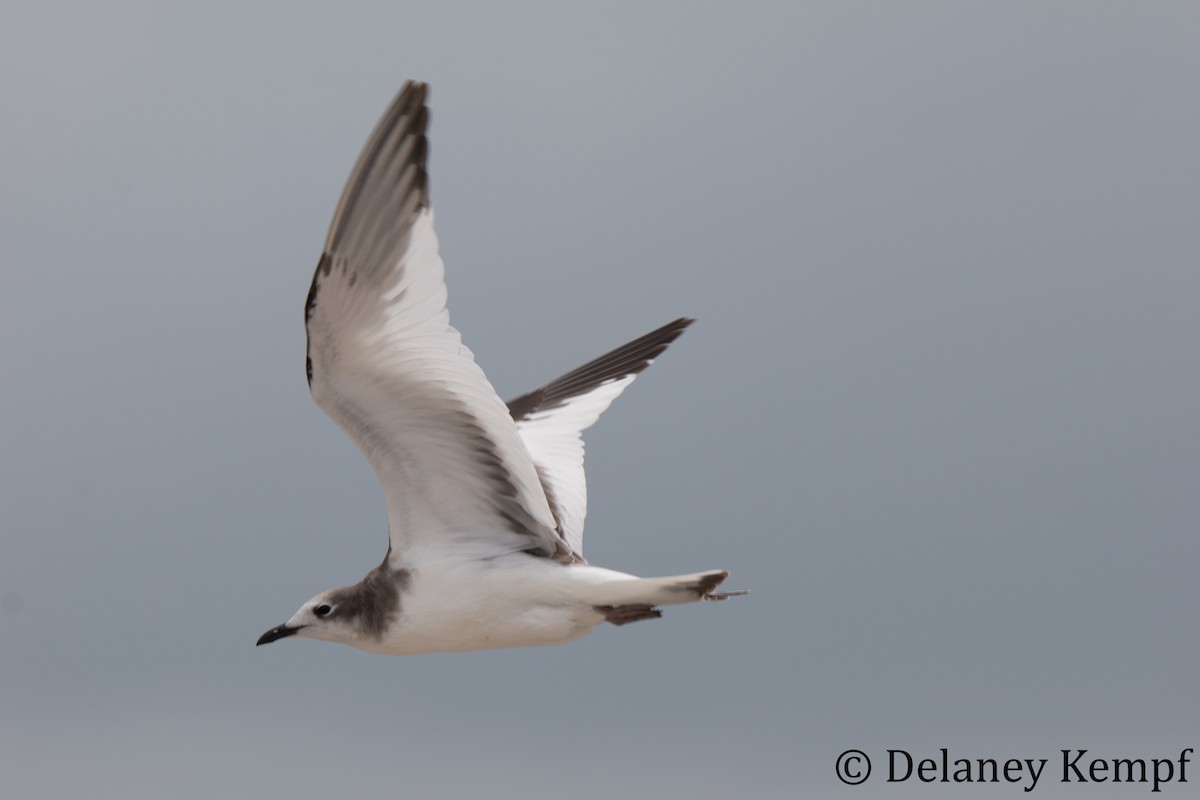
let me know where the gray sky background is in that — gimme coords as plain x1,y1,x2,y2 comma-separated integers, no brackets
2,2,1197,798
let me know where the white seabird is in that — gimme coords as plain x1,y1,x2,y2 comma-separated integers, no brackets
257,81,744,655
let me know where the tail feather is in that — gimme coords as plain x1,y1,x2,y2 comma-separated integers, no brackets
691,570,728,596
674,569,748,600
589,569,747,625
705,589,750,601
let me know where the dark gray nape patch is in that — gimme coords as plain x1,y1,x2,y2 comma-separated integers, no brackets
327,562,411,640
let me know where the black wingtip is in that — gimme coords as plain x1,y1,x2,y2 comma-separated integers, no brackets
506,317,698,422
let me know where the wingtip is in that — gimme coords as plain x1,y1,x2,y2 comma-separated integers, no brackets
649,316,696,345
663,316,697,334
401,79,429,100
656,316,696,349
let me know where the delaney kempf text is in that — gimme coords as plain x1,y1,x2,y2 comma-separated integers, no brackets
835,747,1193,792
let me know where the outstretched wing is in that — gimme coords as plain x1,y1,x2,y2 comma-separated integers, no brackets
507,318,694,556
304,82,570,563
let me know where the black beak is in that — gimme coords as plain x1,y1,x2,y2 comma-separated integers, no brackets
256,624,300,646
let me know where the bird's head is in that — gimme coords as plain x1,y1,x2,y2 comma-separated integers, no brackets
256,566,405,649
256,590,358,647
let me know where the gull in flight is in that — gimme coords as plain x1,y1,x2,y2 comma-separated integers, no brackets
257,81,744,655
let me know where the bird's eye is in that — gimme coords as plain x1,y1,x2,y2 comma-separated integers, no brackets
314,604,332,617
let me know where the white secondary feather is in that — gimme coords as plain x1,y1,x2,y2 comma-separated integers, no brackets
304,83,566,563
504,317,695,557
514,375,634,555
